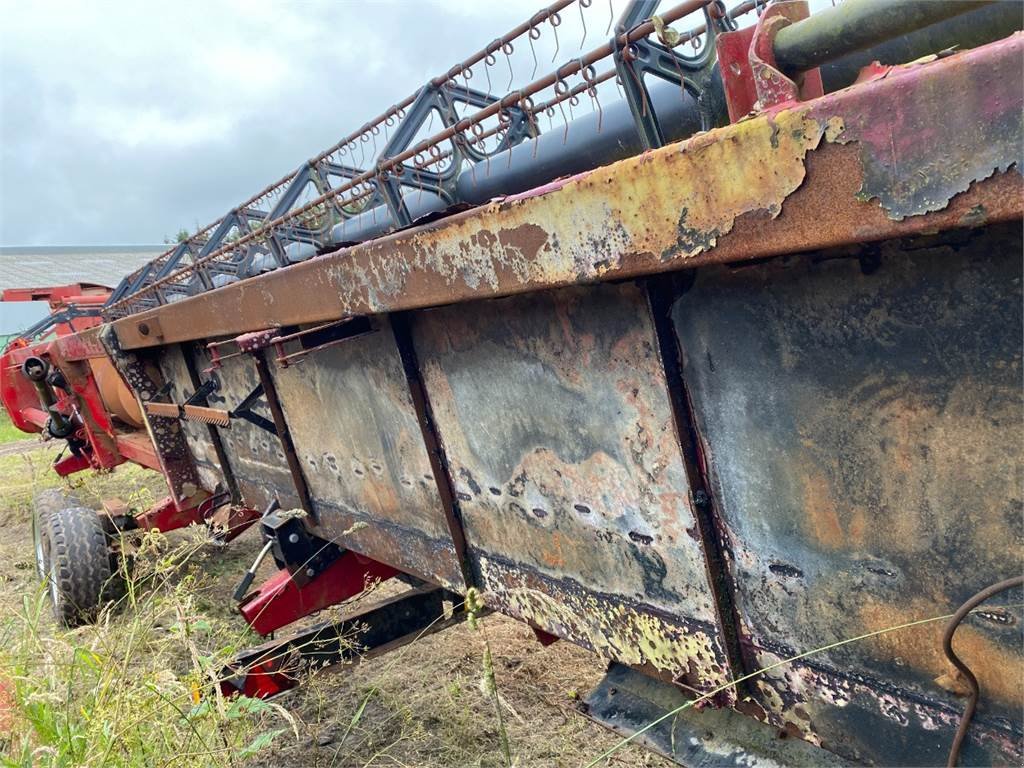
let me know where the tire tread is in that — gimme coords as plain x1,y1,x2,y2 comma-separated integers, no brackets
44,505,115,626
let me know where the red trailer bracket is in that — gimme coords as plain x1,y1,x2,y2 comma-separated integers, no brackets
239,551,398,636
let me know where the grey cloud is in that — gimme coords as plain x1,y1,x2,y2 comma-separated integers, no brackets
0,0,537,246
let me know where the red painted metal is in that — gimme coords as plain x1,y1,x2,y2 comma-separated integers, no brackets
1,284,109,339
1,283,109,305
113,431,163,472
52,452,92,477
131,495,260,541
239,551,398,636
0,285,234,539
219,658,296,699
1,285,114,444
716,24,759,122
134,496,203,533
716,0,823,122
217,505,262,543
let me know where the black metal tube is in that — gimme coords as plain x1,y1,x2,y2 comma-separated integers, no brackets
22,357,74,436
456,79,702,206
453,2,1019,205
816,0,1022,92
774,0,994,74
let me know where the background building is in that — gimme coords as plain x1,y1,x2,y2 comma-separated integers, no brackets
0,245,164,344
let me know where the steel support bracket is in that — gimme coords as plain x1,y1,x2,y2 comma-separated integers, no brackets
222,585,459,698
717,0,823,120
238,548,399,636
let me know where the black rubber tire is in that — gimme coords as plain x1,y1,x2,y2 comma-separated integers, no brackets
32,489,80,582
41,504,118,626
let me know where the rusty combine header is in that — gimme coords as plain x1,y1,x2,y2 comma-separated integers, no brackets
9,0,1023,765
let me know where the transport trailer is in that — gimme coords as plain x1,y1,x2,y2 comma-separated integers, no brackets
19,0,1024,764
1,285,259,624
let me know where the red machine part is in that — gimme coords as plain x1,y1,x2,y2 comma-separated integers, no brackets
1,285,251,539
239,551,398,636
716,0,823,122
131,495,258,541
1,283,110,344
219,657,296,699
1,283,110,305
134,496,205,532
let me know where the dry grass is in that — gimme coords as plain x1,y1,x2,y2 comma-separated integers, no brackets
0,441,673,767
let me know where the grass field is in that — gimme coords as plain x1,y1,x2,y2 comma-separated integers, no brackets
0,441,672,767
0,413,27,446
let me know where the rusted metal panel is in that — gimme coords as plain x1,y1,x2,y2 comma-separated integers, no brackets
111,36,1023,351
157,344,229,496
413,282,733,695
269,318,466,592
583,663,851,767
51,325,108,362
671,223,1023,764
816,33,1024,221
99,327,203,506
180,343,299,512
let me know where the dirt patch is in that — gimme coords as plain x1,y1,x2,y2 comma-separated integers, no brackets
0,437,45,458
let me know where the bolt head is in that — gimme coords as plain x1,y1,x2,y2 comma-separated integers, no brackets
288,533,299,543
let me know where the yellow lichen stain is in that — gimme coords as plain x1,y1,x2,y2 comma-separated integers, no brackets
824,116,845,142
610,111,830,261
493,579,727,691
752,651,825,745
751,678,820,744
340,107,833,309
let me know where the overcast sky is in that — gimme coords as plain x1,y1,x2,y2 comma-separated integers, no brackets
0,0,575,246
0,1,841,248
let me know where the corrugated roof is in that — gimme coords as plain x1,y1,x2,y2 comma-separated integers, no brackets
0,245,166,336
0,245,165,292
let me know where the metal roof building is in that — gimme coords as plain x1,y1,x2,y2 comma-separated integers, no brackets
0,245,164,339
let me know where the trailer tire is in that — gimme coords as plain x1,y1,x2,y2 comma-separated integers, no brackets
32,489,79,582
41,504,118,626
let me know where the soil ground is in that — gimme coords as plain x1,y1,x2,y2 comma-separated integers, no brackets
0,436,675,767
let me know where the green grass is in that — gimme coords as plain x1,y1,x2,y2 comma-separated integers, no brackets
1,532,297,768
0,443,671,767
0,444,294,767
0,443,164,514
0,442,290,767
0,412,28,445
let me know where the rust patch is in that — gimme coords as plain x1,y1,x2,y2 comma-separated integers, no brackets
480,555,732,698
673,223,1023,764
113,37,1023,350
859,595,1024,708
413,283,734,694
800,470,844,550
